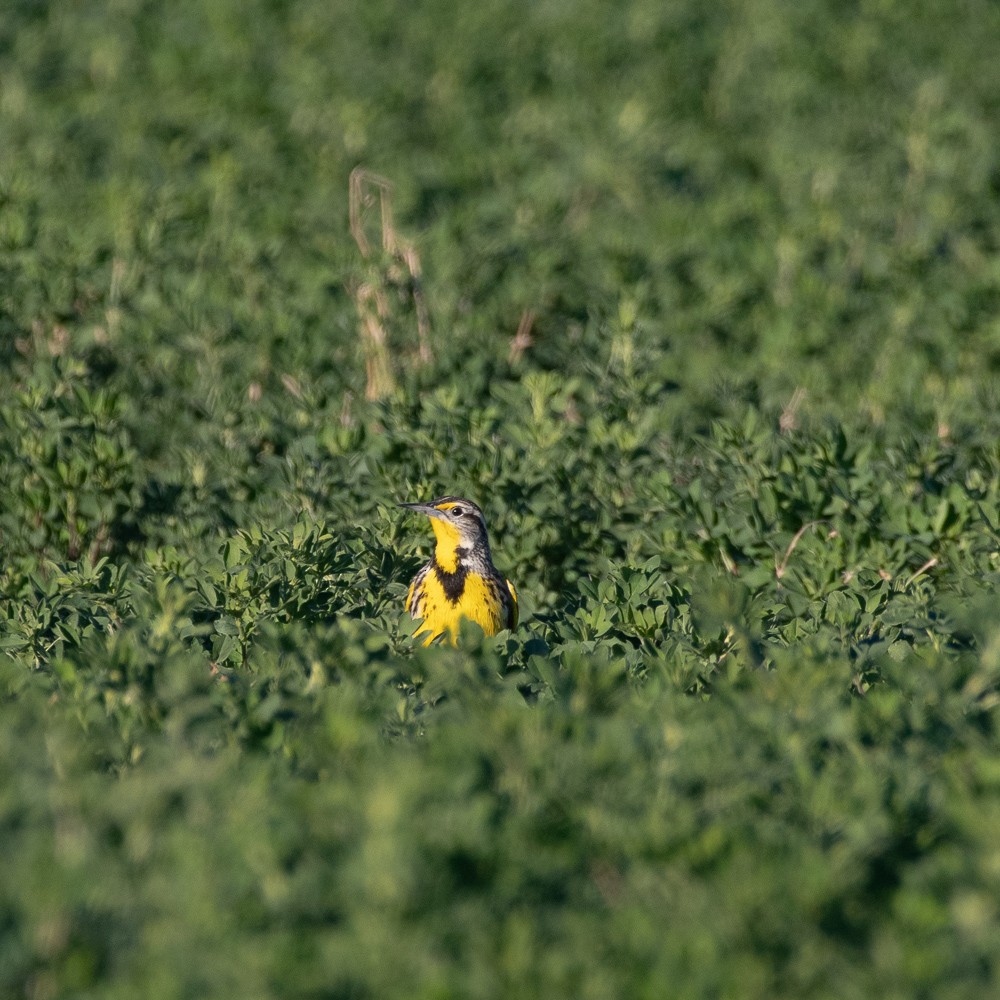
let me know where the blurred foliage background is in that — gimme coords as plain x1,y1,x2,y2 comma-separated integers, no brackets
3,0,1000,996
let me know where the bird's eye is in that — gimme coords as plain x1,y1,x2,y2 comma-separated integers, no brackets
451,506,465,517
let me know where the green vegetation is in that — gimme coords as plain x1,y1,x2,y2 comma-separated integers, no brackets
3,0,1000,996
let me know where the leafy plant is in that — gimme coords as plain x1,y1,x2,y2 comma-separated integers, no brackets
3,0,1000,996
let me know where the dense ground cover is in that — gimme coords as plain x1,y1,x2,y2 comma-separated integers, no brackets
3,0,1000,996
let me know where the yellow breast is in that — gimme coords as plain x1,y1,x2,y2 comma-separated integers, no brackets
411,568,517,644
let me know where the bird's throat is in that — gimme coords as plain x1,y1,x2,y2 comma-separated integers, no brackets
430,519,463,573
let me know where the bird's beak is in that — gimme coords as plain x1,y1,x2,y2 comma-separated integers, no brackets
399,501,444,520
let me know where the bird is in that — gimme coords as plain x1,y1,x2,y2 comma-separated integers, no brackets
400,496,518,644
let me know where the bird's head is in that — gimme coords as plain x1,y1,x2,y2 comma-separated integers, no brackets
399,496,491,563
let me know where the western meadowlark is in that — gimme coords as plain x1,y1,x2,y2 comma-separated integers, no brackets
400,496,518,644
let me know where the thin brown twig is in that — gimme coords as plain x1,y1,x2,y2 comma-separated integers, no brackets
775,520,828,579
780,387,806,433
349,168,395,258
508,310,535,364
349,168,434,398
904,557,939,589
401,244,432,363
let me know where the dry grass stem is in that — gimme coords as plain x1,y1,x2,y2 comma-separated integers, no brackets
775,520,828,579
509,310,535,364
349,167,433,399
